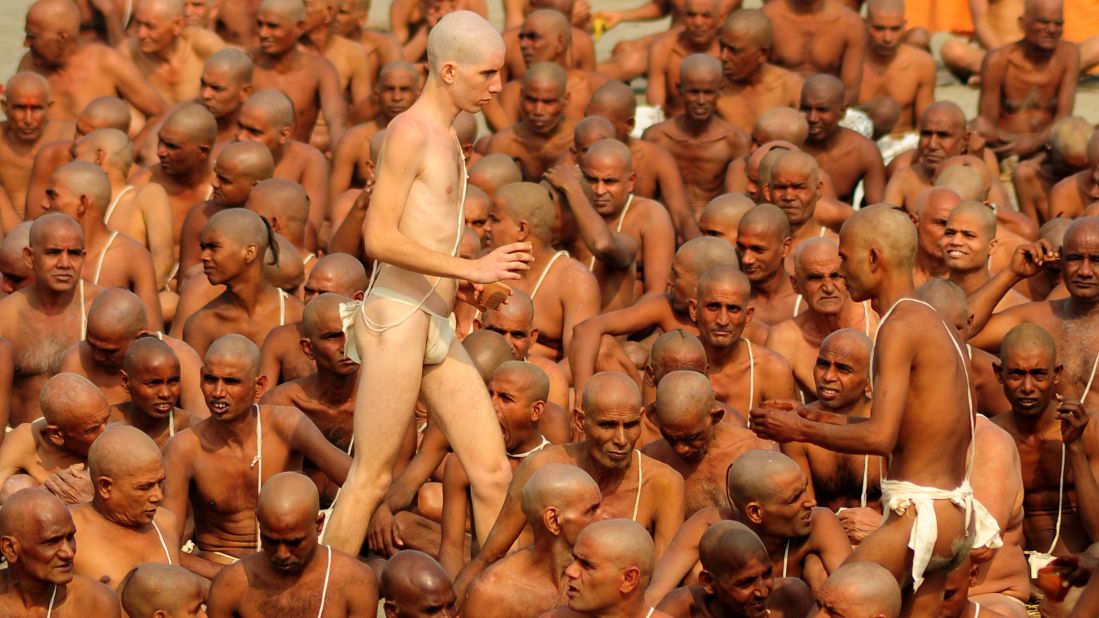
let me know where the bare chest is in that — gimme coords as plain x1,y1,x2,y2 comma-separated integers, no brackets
769,14,845,74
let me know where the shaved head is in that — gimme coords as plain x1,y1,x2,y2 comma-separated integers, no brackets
0,488,74,582
575,519,656,583
584,81,635,139
259,0,306,21
840,203,918,271
649,330,708,379
820,328,873,365
381,551,455,610
496,182,556,242
771,150,820,186
427,10,505,72
79,97,133,135
677,236,741,275
53,161,113,213
722,9,773,50
727,450,803,506
257,471,320,527
654,370,715,427
77,128,135,174
206,206,274,259
1000,322,1057,365
88,288,149,340
521,463,600,523
204,47,254,83
27,0,82,36
680,53,723,82
914,186,961,219
463,329,516,381
306,253,368,297
206,334,261,378
40,372,107,430
754,107,808,145
494,359,550,403
700,193,755,241
949,200,996,239
454,111,478,145
581,371,642,416
523,61,568,96
243,89,296,130
699,520,769,575
302,292,352,339
917,279,968,332
802,74,845,108
379,60,418,82
162,102,218,146
5,72,49,101
29,212,83,249
248,178,309,233
821,563,902,618
583,138,633,173
216,140,276,181
122,336,179,376
483,287,534,324
575,115,617,150
935,163,988,202
792,236,840,279
87,425,162,485
739,203,792,239
120,564,206,618
469,153,523,197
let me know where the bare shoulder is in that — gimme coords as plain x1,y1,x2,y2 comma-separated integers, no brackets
974,416,1020,464
164,425,201,456
640,451,685,485
163,335,202,363
757,343,794,372
383,113,431,151
331,546,377,582
209,558,247,593
764,318,799,347
72,575,121,613
901,44,935,71
641,119,673,142
186,26,227,57
0,423,34,455
260,379,301,405
289,140,327,164
634,196,674,221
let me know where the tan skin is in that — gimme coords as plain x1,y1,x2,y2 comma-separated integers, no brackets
121,8,227,107
976,0,1078,159
182,228,305,358
1049,155,1099,220
130,124,216,253
486,79,576,182
858,8,935,135
299,0,374,113
199,61,253,156
799,83,885,206
735,222,797,326
645,0,723,118
70,460,182,590
750,209,978,616
883,107,969,213
0,400,111,489
334,67,420,195
113,360,196,450
19,5,167,125
161,354,352,580
479,304,573,411
250,7,347,145
715,23,803,135
761,0,865,106
485,45,608,132
175,157,268,276
482,187,601,362
0,225,100,425
455,388,687,596
689,276,797,415
1013,148,1090,225
501,20,595,83
0,80,75,213
643,65,750,214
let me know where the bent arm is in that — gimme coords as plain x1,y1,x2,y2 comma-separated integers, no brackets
653,149,702,241
644,508,718,606
652,470,686,557
161,437,194,541
318,63,348,147
437,457,471,578
107,51,168,120
287,410,352,484
569,297,666,395
301,151,331,231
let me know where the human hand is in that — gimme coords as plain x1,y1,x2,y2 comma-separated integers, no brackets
1056,396,1090,444
1009,240,1056,279
367,502,404,556
837,507,882,544
748,404,803,443
45,463,93,504
465,242,532,284
543,163,583,193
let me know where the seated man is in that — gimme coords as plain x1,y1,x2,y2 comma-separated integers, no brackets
332,60,420,195
259,253,368,384
182,209,305,357
780,329,884,517
119,564,207,618
765,240,878,398
584,81,700,240
0,72,75,214
0,373,110,493
655,520,814,618
1049,128,1099,220
262,294,358,504
857,0,935,137
570,237,741,398
60,288,205,412
381,551,459,617
0,488,120,616
236,89,329,230
645,0,722,119
646,450,852,603
815,562,902,618
762,151,841,259
71,425,181,590
0,214,100,425
114,337,196,449
484,9,607,132
643,54,749,214
762,0,865,104
1014,116,1092,224
544,519,676,618
698,192,754,245
162,334,352,578
246,179,315,269
735,205,798,326
883,102,970,213
199,48,254,155
73,128,175,289
942,201,1030,312
469,152,524,200
19,0,166,123
250,0,346,144
483,182,599,360
715,10,803,134
975,0,1078,160
486,63,577,182
457,373,686,589
501,0,595,80
298,0,374,123
43,162,162,328
639,331,718,441
122,0,227,106
643,371,774,515
206,472,379,616
461,464,603,617
799,74,885,205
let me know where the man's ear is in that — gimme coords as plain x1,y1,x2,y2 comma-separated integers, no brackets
543,506,563,536
571,406,586,437
315,511,326,534
780,236,793,259
710,405,725,425
300,338,316,361
439,60,458,86
120,370,131,395
529,327,540,346
1054,363,1064,384
620,566,642,594
97,475,113,500
688,298,698,323
45,423,66,447
698,569,716,595
22,246,32,270
743,501,765,524
278,125,292,145
254,373,269,399
530,400,546,422
0,536,18,565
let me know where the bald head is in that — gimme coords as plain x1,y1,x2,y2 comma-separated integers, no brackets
575,519,656,584
821,563,902,618
649,330,707,378
802,74,845,108
722,9,773,50
771,150,820,186
583,138,633,173
5,72,49,103
1062,216,1099,256
204,47,254,83
248,178,309,234
205,206,273,258
699,193,754,242
680,53,723,83
727,450,803,507
840,204,918,270
302,292,352,339
820,328,873,364
493,359,550,403
677,235,741,276
162,102,218,146
575,115,617,151
469,154,522,197
521,463,600,524
920,101,967,136
122,335,179,376
654,370,715,427
739,203,792,239
27,0,82,36
243,89,295,130
381,551,454,607
697,264,750,300
88,288,149,340
0,488,72,551
79,97,132,135
29,212,83,250
262,234,302,291
87,425,162,485
523,62,568,97
78,128,135,174
699,520,769,576
40,372,107,427
917,279,969,330
935,164,988,202
205,334,261,378
867,0,906,16
427,10,505,73
1000,322,1057,365
585,81,635,138
1040,216,1073,251
259,0,306,20
526,8,571,43
914,187,961,220
581,372,642,416
257,471,320,527
949,200,996,240
454,111,478,145
483,287,534,325
305,253,368,297
753,107,808,145
463,329,515,381
496,182,556,242
53,161,112,213
138,0,186,19
792,236,840,278
120,564,206,618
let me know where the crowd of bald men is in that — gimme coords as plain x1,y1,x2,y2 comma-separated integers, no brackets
2,0,1099,616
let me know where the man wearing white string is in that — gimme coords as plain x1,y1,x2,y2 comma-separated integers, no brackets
206,472,378,618
750,205,1001,616
162,334,351,580
0,488,120,617
321,11,534,555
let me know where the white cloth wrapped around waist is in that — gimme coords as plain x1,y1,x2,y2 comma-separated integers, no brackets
880,478,1002,592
